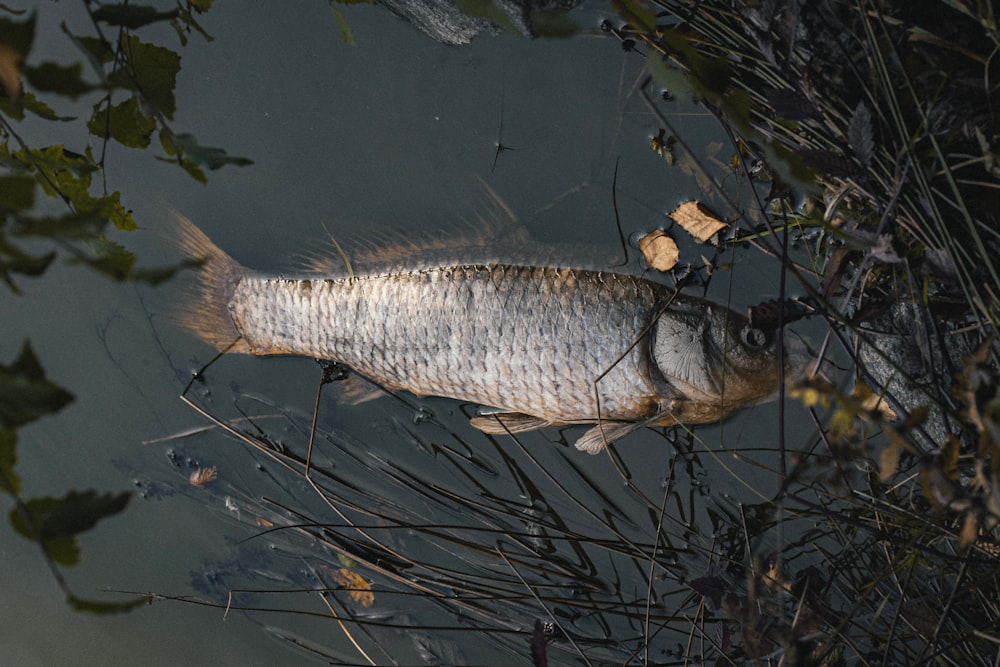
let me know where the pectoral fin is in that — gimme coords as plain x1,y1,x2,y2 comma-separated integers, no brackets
470,412,555,435
575,410,681,454
574,421,646,454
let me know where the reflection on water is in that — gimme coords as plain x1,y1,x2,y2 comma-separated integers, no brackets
125,363,754,664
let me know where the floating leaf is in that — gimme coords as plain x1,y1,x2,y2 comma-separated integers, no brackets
69,593,149,615
668,201,728,242
329,567,374,607
647,52,694,100
637,230,678,271
650,128,675,164
330,7,356,46
0,341,74,430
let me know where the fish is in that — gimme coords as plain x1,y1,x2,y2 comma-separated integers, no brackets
174,215,786,453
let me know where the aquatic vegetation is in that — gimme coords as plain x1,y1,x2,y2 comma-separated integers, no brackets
149,1,1000,663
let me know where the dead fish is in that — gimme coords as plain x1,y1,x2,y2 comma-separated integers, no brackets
175,216,785,453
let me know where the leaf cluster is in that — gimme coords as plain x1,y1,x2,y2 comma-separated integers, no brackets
0,342,142,614
0,3,251,291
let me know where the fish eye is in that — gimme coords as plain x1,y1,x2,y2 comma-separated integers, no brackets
740,325,770,351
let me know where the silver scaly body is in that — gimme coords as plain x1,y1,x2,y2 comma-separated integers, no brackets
177,216,784,453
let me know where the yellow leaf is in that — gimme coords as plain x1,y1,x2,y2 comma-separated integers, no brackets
330,568,374,608
940,436,960,481
637,230,678,271
879,441,900,482
668,201,728,242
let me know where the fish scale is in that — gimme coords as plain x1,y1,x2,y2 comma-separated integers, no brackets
230,265,666,423
176,215,784,453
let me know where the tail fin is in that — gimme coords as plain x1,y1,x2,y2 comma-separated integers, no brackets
173,214,250,353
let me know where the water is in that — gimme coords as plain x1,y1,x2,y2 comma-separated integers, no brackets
1,2,795,665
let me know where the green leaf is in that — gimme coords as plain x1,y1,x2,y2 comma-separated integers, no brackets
0,175,35,210
10,490,132,566
159,131,251,183
761,140,822,195
330,7,356,46
68,593,150,615
13,144,97,176
0,238,56,291
179,158,206,184
0,12,36,57
529,9,578,38
36,490,131,541
87,96,156,148
130,259,199,286
59,24,113,83
24,61,94,99
20,91,74,121
647,52,695,100
74,235,136,281
455,0,520,34
0,341,74,430
0,94,24,120
91,4,180,29
90,191,136,231
111,35,179,119
168,132,253,170
13,212,106,240
0,429,20,496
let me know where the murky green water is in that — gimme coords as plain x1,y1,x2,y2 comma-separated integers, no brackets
1,2,797,664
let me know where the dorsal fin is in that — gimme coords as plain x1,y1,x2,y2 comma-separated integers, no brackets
298,180,640,278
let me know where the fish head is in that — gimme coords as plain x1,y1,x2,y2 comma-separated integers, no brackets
652,298,786,421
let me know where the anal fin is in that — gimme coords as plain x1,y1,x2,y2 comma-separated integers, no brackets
470,411,555,435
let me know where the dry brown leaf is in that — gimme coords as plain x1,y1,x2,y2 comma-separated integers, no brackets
668,201,727,242
0,44,23,103
330,568,374,607
857,385,898,421
879,441,900,482
959,512,979,551
637,230,678,271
